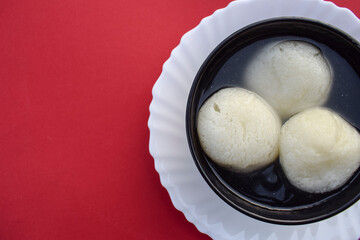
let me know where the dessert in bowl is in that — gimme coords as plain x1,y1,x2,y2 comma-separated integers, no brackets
186,18,360,225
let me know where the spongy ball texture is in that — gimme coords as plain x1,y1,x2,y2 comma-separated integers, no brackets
245,40,332,119
280,108,360,193
197,88,281,172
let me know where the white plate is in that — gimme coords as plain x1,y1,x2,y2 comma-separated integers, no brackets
148,0,360,239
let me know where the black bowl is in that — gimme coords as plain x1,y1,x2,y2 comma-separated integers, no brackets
186,18,360,225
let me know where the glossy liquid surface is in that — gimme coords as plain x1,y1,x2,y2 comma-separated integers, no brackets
198,36,360,208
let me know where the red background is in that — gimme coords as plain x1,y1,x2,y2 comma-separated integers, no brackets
0,0,359,239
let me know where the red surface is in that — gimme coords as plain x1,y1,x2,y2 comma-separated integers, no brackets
0,0,359,239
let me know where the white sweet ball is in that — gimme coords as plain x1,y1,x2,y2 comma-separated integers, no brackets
245,41,332,119
280,108,360,193
197,88,281,172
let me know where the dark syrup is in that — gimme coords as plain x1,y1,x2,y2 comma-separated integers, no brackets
197,36,360,209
